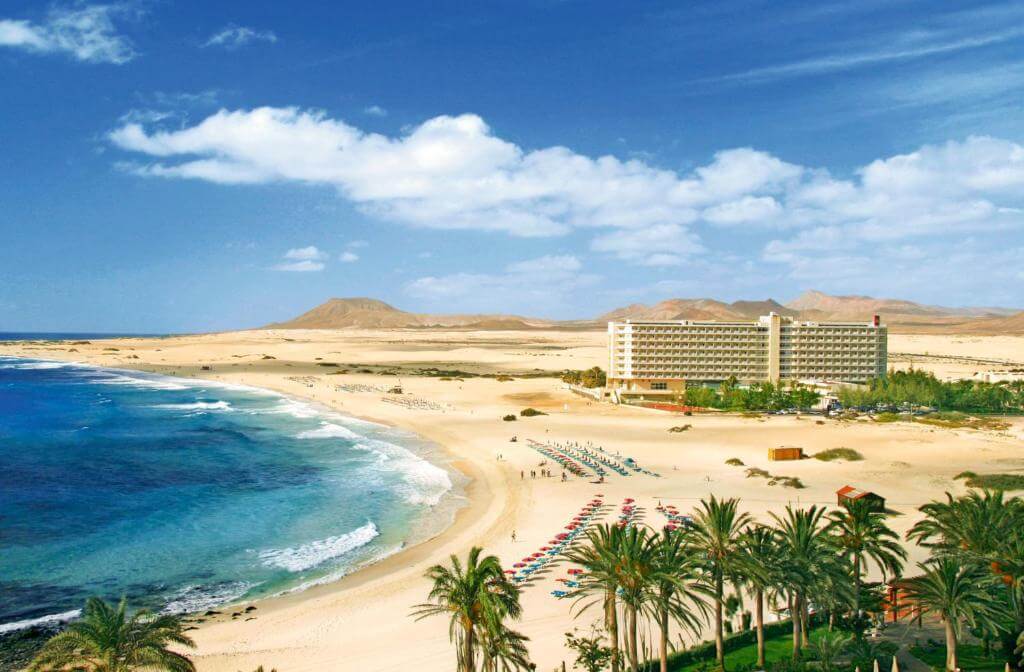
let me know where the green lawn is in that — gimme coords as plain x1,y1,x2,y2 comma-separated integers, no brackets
671,626,828,672
908,644,1008,672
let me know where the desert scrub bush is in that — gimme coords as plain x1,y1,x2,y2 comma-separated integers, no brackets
745,467,771,479
954,471,977,480
520,407,546,417
502,414,517,421
873,412,903,423
725,458,744,466
779,476,806,489
495,375,514,382
814,448,864,462
668,424,692,433
961,473,1024,490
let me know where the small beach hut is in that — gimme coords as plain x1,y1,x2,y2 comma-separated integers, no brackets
768,446,804,461
837,485,885,511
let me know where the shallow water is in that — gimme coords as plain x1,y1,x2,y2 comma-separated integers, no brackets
0,357,463,632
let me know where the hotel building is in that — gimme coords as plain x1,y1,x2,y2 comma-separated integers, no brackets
607,313,886,394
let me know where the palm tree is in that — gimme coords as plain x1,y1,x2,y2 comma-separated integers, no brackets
478,612,532,672
829,498,906,617
771,505,835,659
811,630,852,672
29,597,195,672
614,525,657,672
687,496,753,670
739,525,778,668
903,557,1008,671
412,546,526,672
907,490,1022,557
566,524,626,672
648,528,710,672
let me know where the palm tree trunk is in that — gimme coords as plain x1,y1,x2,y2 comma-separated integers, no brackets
791,593,802,661
463,625,476,672
801,597,810,648
755,589,765,669
627,605,639,672
659,605,670,672
607,591,621,672
944,618,957,671
715,574,725,669
854,554,862,617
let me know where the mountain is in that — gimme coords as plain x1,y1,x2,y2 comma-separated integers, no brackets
265,293,1024,334
598,298,795,322
785,290,1016,320
265,297,551,330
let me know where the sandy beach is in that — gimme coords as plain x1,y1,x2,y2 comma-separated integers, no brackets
3,329,1023,671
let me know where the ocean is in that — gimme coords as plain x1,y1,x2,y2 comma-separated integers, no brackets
0,356,463,634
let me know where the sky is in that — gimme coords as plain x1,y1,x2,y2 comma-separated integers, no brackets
1,0,1024,332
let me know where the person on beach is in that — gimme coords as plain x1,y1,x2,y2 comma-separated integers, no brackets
511,530,517,543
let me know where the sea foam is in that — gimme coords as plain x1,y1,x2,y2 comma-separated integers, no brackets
259,522,380,572
0,609,82,635
296,421,361,440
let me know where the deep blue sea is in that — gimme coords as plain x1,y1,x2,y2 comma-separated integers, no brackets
0,356,462,634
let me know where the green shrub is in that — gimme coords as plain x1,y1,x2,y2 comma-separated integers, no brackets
962,473,1024,490
813,448,864,462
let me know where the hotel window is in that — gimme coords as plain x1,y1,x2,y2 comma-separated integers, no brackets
651,382,668,390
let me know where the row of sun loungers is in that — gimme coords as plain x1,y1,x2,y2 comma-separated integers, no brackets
379,395,450,411
286,376,320,388
558,440,661,478
526,440,593,477
655,503,694,532
506,496,604,587
334,383,386,394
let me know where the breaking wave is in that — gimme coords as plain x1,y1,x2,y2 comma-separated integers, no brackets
259,522,380,572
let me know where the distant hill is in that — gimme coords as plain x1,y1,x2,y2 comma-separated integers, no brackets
785,290,1016,320
598,298,797,322
264,293,1024,334
265,297,551,330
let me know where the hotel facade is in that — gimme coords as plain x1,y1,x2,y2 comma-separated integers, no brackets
607,313,887,394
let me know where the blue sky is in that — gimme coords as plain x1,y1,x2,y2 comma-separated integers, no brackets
1,0,1023,332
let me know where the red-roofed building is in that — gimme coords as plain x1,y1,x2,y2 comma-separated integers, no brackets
836,485,885,511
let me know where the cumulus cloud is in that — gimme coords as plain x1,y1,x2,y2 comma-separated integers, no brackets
0,4,136,64
273,260,324,272
339,251,359,263
406,255,599,315
283,245,327,261
204,25,277,49
272,246,326,271
107,108,1024,273
364,105,387,117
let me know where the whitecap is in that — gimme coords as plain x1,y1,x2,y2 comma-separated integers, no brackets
161,582,253,615
353,441,453,507
154,400,233,412
296,422,361,440
259,522,379,572
0,609,82,635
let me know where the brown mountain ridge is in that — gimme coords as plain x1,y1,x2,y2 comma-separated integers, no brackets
265,293,1024,334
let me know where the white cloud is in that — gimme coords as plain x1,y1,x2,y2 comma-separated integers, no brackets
284,245,327,261
204,25,277,49
406,255,599,315
591,224,704,266
364,105,387,117
0,4,136,64
272,260,324,272
108,108,1024,272
339,251,359,263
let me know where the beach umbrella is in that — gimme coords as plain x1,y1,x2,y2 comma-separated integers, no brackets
504,569,515,574
513,562,526,568
872,659,879,672
891,657,899,672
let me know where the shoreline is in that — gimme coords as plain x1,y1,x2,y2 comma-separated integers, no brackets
0,354,501,636
3,330,1024,670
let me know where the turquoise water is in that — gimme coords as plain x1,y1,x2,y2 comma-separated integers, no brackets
0,357,463,633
